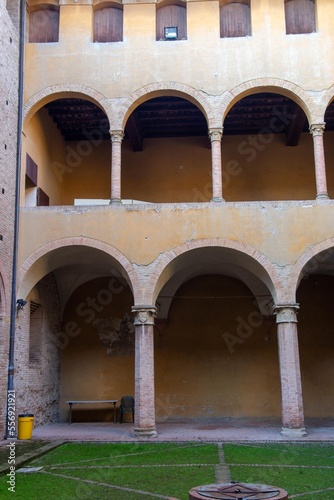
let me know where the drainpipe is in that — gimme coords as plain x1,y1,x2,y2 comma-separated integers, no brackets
5,0,25,439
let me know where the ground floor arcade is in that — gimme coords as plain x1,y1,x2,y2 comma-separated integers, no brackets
8,220,334,439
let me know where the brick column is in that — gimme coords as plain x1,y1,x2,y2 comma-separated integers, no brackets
132,305,157,437
274,303,307,437
110,130,124,203
209,128,224,202
310,123,329,200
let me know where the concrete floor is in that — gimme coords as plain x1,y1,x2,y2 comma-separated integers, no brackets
32,418,334,442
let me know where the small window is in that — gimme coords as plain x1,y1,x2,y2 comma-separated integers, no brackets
29,302,42,365
29,6,59,43
285,0,316,35
220,1,251,38
156,1,187,41
37,187,49,206
26,154,38,187
94,5,123,43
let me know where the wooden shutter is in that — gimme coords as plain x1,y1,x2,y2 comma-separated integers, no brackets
285,0,316,35
156,4,187,41
37,187,49,206
29,8,59,43
94,6,123,42
220,2,251,38
26,154,38,186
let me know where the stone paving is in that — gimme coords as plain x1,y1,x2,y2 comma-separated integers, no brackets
30,418,334,443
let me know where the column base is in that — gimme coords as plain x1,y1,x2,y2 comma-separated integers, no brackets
109,198,122,204
134,427,158,438
210,197,225,203
316,193,329,201
281,427,307,438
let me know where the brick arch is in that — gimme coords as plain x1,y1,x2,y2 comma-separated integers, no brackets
288,238,334,301
221,78,317,124
23,84,112,128
142,238,284,306
17,237,141,301
116,82,216,131
321,85,334,122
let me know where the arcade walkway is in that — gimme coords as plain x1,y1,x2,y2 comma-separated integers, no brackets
32,418,334,443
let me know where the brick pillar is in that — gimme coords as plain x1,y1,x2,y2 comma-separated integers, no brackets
274,303,307,437
310,123,329,200
110,130,123,203
132,305,157,437
209,128,224,202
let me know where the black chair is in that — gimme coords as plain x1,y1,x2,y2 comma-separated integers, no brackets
119,396,135,423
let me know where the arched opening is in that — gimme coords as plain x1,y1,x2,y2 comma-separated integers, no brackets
60,276,134,422
17,242,136,425
122,95,210,203
222,91,313,201
296,248,334,420
23,97,110,206
152,245,280,422
323,100,334,198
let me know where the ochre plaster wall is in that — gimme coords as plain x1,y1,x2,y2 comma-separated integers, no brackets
18,203,334,270
16,0,334,427
24,1,334,99
222,133,316,201
297,274,334,418
59,274,281,422
22,126,319,205
122,136,211,203
59,277,134,422
59,273,334,422
154,275,281,420
23,108,66,205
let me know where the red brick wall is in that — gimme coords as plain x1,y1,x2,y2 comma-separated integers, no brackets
0,0,20,437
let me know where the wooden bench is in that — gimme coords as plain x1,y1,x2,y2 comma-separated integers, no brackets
65,400,118,424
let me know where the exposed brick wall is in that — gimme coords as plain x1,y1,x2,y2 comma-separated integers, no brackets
14,275,61,426
0,0,19,437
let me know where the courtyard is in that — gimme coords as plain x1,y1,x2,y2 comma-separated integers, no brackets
0,419,333,499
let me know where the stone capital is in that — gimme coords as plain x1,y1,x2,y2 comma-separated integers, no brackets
132,306,157,326
273,303,299,324
208,128,223,142
109,130,124,143
309,123,325,137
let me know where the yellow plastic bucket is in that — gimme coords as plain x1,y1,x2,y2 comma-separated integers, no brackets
18,414,34,440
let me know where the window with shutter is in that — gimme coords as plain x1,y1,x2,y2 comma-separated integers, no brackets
37,187,50,207
156,2,187,41
285,0,316,35
220,1,251,38
26,154,38,187
29,6,59,43
94,5,123,43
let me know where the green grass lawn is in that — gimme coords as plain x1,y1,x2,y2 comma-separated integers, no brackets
0,442,333,499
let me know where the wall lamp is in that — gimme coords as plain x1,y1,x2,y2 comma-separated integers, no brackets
164,27,178,40
16,299,27,310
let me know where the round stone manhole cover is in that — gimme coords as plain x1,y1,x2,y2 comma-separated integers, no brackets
189,482,288,500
